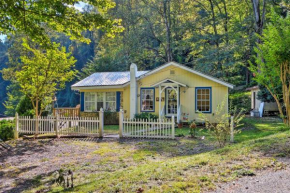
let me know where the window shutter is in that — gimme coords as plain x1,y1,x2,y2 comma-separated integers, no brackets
80,92,84,112
116,91,121,112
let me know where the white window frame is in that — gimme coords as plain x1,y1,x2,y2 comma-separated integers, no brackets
84,92,96,112
84,92,116,112
140,88,155,112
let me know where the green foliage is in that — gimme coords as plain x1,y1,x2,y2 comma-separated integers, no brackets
11,40,77,117
249,8,290,125
16,95,34,116
134,112,158,120
0,120,14,141
0,0,123,46
229,91,251,112
257,84,280,103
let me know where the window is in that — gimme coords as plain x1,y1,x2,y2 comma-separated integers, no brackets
85,92,96,112
166,88,177,115
105,92,116,111
196,87,211,113
84,92,116,112
141,88,155,112
96,92,104,111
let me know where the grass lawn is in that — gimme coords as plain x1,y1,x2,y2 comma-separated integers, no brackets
1,117,290,193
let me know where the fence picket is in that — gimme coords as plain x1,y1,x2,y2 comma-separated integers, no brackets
17,115,101,137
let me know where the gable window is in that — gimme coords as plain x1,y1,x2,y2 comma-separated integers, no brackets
84,92,116,112
141,88,155,112
196,87,211,113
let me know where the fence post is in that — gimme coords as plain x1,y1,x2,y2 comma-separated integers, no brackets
14,113,19,139
171,115,175,139
119,109,124,138
99,108,104,138
230,116,234,143
55,114,59,138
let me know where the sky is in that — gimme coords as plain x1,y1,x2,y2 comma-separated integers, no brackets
0,2,86,42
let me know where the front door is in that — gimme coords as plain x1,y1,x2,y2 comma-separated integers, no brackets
165,88,177,116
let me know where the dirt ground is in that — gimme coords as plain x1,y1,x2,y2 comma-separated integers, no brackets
0,137,214,193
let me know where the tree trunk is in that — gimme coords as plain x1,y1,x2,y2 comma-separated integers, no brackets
163,0,172,62
252,0,266,39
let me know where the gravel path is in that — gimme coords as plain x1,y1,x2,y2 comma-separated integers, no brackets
211,159,290,193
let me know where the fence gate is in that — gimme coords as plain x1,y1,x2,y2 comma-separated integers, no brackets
119,110,175,139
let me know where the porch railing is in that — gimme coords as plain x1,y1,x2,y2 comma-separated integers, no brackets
53,107,80,117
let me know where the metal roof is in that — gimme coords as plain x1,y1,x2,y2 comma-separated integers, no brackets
72,71,148,87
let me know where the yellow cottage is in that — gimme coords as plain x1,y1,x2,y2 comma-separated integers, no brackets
72,62,234,123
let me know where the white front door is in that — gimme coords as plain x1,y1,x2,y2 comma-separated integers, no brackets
165,88,177,116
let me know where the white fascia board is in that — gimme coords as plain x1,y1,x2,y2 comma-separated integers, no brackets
71,85,126,91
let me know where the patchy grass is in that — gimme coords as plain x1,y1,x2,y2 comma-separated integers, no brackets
103,125,119,134
2,117,290,193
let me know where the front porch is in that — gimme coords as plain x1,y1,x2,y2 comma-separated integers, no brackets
151,79,187,123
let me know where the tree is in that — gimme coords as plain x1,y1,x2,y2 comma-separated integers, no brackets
250,9,290,125
0,0,123,46
12,40,77,135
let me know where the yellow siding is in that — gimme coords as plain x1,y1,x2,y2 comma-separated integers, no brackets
137,65,229,122
80,64,229,123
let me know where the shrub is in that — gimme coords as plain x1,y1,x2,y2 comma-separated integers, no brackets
199,98,244,147
16,95,34,116
229,91,251,113
0,120,15,141
134,112,158,120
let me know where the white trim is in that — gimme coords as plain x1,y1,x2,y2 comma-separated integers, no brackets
72,85,125,91
138,62,234,89
151,78,187,87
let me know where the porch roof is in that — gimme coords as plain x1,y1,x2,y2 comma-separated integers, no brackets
151,79,187,88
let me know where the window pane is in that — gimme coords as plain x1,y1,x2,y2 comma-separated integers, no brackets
196,88,211,112
141,88,154,111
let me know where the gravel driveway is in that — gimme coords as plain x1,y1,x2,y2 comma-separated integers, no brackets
211,159,290,193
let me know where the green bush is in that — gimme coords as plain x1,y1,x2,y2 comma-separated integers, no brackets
134,112,158,120
16,95,34,116
229,91,251,113
0,120,15,141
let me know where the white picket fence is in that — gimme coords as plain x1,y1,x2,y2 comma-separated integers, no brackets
119,110,175,139
15,109,104,138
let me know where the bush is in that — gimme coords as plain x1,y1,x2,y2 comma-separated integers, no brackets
229,91,251,113
0,120,15,141
199,98,244,147
16,95,34,116
134,112,158,120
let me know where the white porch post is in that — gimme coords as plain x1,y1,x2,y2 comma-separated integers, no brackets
159,84,161,119
177,85,180,123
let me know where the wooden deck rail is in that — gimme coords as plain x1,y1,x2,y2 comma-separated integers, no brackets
53,107,80,117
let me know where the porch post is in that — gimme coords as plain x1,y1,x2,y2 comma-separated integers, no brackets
159,85,161,119
119,109,124,138
177,85,180,123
